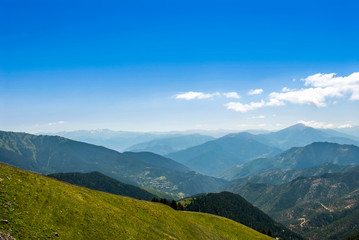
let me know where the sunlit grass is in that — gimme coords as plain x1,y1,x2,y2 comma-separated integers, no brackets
0,164,271,239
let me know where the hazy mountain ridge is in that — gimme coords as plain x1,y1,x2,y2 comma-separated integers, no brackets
224,142,359,179
167,134,282,176
166,124,359,177
0,131,226,197
125,134,215,155
254,123,359,150
40,129,180,152
335,126,359,139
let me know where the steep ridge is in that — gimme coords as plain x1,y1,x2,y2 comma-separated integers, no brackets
222,166,359,239
221,162,353,183
0,131,226,197
182,192,303,240
0,163,271,240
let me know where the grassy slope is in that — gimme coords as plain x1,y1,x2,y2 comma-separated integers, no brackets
48,171,158,201
0,164,270,240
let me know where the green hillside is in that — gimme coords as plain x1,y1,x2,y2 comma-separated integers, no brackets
0,131,226,197
48,171,158,200
223,166,359,239
343,230,359,240
181,192,303,240
0,164,271,240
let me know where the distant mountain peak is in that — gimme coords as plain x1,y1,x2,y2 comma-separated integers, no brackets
283,123,310,131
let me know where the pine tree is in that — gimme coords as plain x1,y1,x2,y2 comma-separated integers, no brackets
171,200,178,210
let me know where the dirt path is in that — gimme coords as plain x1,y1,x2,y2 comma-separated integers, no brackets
298,218,307,227
320,203,334,212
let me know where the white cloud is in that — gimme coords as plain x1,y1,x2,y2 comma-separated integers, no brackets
227,72,359,112
248,115,265,119
224,98,285,112
48,121,65,126
224,92,241,99
267,72,359,107
237,123,268,128
248,89,263,95
225,100,266,112
338,124,353,129
178,72,359,113
269,87,335,107
282,87,292,92
297,120,334,129
303,72,359,100
175,91,220,100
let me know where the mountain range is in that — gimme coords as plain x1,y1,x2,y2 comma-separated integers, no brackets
335,125,359,139
222,166,359,239
0,131,225,198
167,133,281,176
166,124,359,177
222,142,359,179
250,123,359,150
41,129,179,152
221,162,354,185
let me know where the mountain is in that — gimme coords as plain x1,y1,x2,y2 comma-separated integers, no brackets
48,171,158,200
224,142,359,179
0,163,271,240
122,151,191,173
44,124,359,161
125,134,214,155
181,192,303,240
42,129,183,152
335,126,359,139
167,133,281,176
255,123,359,150
0,131,226,197
221,162,354,184
222,166,359,239
343,230,359,240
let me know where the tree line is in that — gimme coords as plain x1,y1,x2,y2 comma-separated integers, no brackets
151,198,184,210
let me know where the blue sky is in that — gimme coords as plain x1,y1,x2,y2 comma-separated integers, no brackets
1,0,359,133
